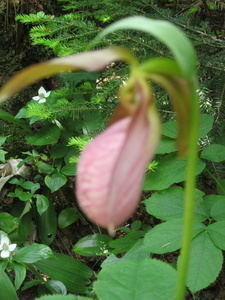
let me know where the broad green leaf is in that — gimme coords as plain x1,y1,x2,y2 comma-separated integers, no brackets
34,253,93,294
143,153,205,191
182,231,223,294
21,181,40,193
37,197,57,245
203,195,225,215
97,16,196,79
45,280,67,295
94,259,177,300
210,198,225,221
162,121,177,139
208,221,225,250
216,179,225,195
0,48,135,103
36,195,49,216
143,186,207,222
36,161,55,175
60,163,76,176
37,295,92,300
14,244,53,263
156,137,177,154
161,114,213,139
21,279,43,291
18,212,32,243
58,207,79,228
45,172,67,193
0,135,10,146
0,266,18,300
201,144,225,162
0,212,18,233
0,109,30,132
199,114,214,138
26,124,61,146
109,231,144,254
13,262,26,290
73,234,112,256
143,219,205,254
0,149,7,162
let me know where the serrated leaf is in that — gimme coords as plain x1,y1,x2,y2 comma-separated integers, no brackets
182,231,223,294
45,172,67,193
208,221,225,250
143,186,207,222
58,207,79,228
143,219,205,254
73,234,112,256
94,259,177,300
143,154,205,191
14,244,53,263
201,144,225,162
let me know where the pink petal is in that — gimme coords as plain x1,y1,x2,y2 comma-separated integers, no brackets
76,103,160,230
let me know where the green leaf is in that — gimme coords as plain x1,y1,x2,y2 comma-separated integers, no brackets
97,16,196,79
143,219,205,254
208,221,225,250
26,124,61,146
156,137,177,154
0,266,18,300
14,243,53,263
58,207,79,228
216,179,225,195
0,135,10,146
203,195,224,215
109,231,144,254
45,172,67,193
21,181,40,193
13,262,26,290
0,149,7,162
143,186,207,222
94,259,177,300
34,253,93,294
199,114,214,138
0,212,18,233
36,161,55,175
21,279,43,292
143,153,205,191
73,234,112,256
37,295,92,300
162,121,177,139
182,231,223,294
0,109,30,132
37,197,57,245
210,198,225,221
36,195,49,216
201,144,225,162
45,280,67,295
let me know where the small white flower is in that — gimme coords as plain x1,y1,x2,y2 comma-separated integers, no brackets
0,235,17,258
32,86,51,104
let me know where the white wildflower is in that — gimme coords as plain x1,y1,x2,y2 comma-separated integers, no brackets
32,86,51,104
0,235,17,258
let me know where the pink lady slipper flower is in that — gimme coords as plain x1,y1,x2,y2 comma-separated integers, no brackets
76,79,161,232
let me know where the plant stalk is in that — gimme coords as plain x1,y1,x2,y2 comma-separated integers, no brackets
175,80,200,300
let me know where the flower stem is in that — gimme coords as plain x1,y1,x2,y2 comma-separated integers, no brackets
175,80,200,300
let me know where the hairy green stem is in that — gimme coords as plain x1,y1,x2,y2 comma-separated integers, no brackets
175,80,200,300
